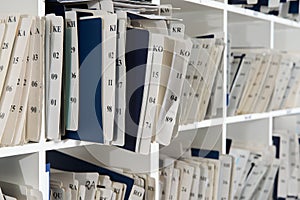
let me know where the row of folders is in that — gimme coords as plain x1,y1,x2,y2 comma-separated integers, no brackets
1,0,300,154
228,48,300,116
159,130,300,200
0,150,155,200
47,151,156,200
0,129,297,200
0,0,225,154
0,183,42,200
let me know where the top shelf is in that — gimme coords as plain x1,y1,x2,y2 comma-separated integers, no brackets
165,0,300,28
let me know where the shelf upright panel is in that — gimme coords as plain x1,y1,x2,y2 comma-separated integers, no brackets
150,143,160,200
227,117,271,151
273,114,300,134
228,10,272,48
223,6,228,154
0,153,40,192
274,22,300,51
270,21,274,49
39,150,48,200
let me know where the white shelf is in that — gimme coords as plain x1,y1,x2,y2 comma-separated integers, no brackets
178,107,300,130
0,0,299,199
42,139,95,151
226,112,270,124
227,107,300,124
0,143,42,158
0,140,95,159
179,118,224,131
227,4,273,22
183,0,225,10
270,107,300,117
169,0,300,28
272,16,300,29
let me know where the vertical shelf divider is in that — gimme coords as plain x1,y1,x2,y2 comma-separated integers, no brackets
222,7,228,155
150,142,160,200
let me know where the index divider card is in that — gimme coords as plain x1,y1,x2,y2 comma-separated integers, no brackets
282,61,300,108
101,12,117,144
175,160,194,200
0,16,30,144
197,36,224,121
155,37,192,146
11,16,37,146
268,56,293,111
183,39,205,124
46,14,64,140
252,54,281,113
179,39,201,124
242,53,272,113
153,35,174,144
0,15,20,101
237,53,264,114
112,10,127,146
137,33,164,154
64,10,79,132
185,38,214,124
206,56,224,119
182,159,201,200
26,16,45,142
1,27,30,146
169,168,180,200
0,23,6,58
227,53,254,116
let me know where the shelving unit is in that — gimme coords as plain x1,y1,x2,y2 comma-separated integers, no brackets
0,0,299,199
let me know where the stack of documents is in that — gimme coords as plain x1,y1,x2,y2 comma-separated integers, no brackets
228,49,300,116
0,181,42,200
159,141,287,200
48,150,155,200
42,0,225,154
273,130,300,199
0,15,45,146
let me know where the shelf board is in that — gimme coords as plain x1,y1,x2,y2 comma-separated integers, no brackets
0,107,299,158
226,107,300,124
271,107,300,117
228,4,300,28
0,142,42,158
226,112,270,124
179,118,224,131
43,140,95,151
227,4,272,22
0,140,96,158
184,0,225,10
169,0,300,28
272,16,300,29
